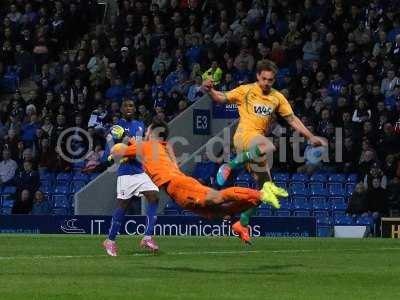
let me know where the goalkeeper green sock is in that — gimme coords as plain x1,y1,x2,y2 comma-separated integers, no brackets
228,145,263,169
239,207,257,226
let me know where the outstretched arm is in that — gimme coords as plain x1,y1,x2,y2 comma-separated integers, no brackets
202,79,227,103
284,114,327,146
111,141,137,159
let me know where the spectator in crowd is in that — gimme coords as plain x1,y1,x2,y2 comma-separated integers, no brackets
346,183,368,217
12,189,32,214
0,149,18,186
31,190,52,215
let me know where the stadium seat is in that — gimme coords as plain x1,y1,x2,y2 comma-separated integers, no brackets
164,201,181,215
289,182,306,190
274,181,287,189
316,216,333,237
328,184,346,197
56,173,72,185
294,210,310,217
308,182,324,190
290,185,308,196
292,196,312,210
313,210,330,218
334,215,353,225
2,186,17,196
328,174,346,183
346,174,359,183
39,185,54,195
53,195,70,208
333,210,346,218
1,199,14,215
290,173,308,182
272,173,290,182
310,186,328,197
54,185,70,195
275,210,291,217
39,172,54,184
258,208,273,216
311,197,331,211
345,183,356,196
356,216,374,226
70,181,86,194
53,207,69,215
309,173,327,182
72,173,89,182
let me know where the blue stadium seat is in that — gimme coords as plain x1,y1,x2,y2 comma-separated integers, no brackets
72,173,89,182
275,210,291,217
345,183,356,196
310,186,328,197
275,181,287,189
39,185,54,195
334,215,354,225
290,173,309,182
328,174,346,183
258,208,273,216
54,185,70,195
1,199,14,215
72,161,86,171
272,173,290,182
290,185,308,196
39,172,54,183
316,216,333,237
309,173,327,182
328,184,346,197
53,207,69,215
333,210,346,218
2,186,17,195
182,210,196,216
70,181,86,194
164,201,181,215
292,196,312,210
289,182,306,190
53,195,70,207
308,182,324,190
294,210,310,217
56,173,72,185
346,174,359,183
313,210,330,218
311,197,331,211
356,216,374,226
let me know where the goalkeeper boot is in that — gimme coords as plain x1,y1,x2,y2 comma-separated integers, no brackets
232,221,251,244
216,163,232,186
140,237,159,252
267,181,289,198
103,239,118,257
260,182,281,209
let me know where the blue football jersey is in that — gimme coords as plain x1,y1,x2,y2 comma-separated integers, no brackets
103,118,145,176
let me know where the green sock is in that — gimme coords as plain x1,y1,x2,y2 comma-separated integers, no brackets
239,207,257,226
228,145,262,169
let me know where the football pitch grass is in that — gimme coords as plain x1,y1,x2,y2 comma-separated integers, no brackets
1,235,400,300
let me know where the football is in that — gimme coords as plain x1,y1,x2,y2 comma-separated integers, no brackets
110,125,125,140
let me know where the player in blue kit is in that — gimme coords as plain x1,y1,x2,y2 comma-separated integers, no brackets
102,99,160,256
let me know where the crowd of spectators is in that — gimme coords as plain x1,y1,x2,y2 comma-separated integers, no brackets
0,0,399,217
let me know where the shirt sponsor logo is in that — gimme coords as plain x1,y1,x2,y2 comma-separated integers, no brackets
253,104,273,117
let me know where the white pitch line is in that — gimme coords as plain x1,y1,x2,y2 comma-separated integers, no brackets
0,247,399,261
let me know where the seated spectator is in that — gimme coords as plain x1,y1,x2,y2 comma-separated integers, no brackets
37,138,56,172
12,189,32,215
31,190,52,215
352,100,371,123
346,183,368,216
187,75,204,103
0,149,18,187
82,145,104,173
366,178,389,221
14,160,40,194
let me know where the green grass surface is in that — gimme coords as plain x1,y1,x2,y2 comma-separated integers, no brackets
1,235,400,300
